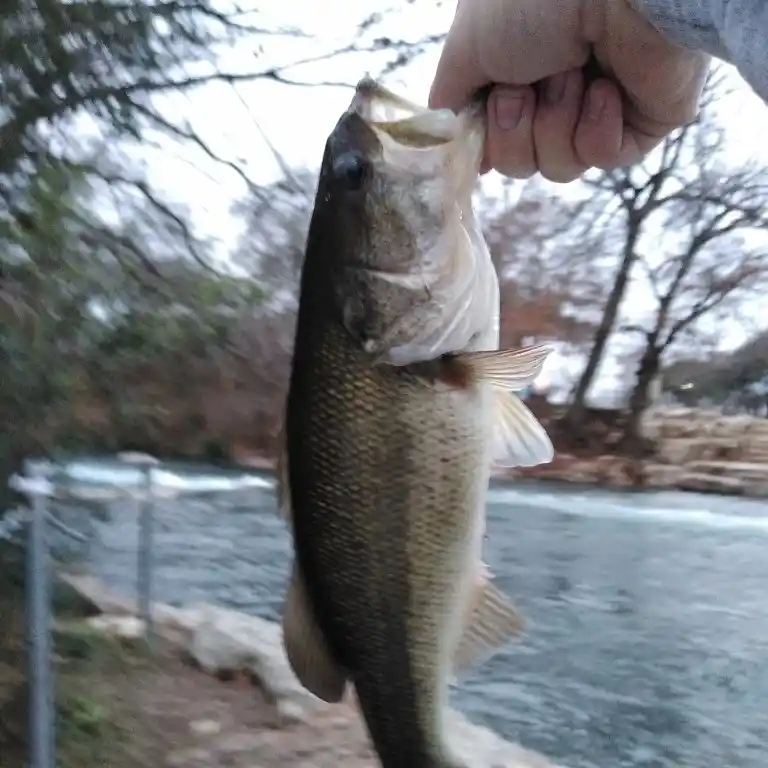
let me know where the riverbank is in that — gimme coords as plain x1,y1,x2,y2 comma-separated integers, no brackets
50,573,560,768
0,536,560,768
507,406,768,497
236,406,768,498
7,463,766,768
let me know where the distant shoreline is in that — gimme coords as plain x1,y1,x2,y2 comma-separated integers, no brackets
232,451,768,500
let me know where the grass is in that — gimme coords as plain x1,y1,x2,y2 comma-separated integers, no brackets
0,536,280,768
54,626,152,768
0,536,153,768
0,590,154,768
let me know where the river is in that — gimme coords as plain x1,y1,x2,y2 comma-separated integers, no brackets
48,459,768,768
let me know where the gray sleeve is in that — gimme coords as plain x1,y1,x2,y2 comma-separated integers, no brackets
630,0,768,101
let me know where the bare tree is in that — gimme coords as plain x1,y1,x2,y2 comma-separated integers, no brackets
230,168,317,311
665,330,768,413
620,166,768,447
481,182,608,350
561,72,768,439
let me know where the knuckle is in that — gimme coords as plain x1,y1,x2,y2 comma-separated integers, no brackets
541,165,583,183
533,130,584,183
574,128,618,169
493,158,537,179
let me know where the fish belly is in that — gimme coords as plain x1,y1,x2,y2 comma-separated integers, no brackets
287,337,489,767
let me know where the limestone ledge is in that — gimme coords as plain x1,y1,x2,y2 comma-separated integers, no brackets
62,574,563,768
498,407,768,497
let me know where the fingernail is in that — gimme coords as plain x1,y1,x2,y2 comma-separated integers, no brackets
587,87,607,120
544,74,567,104
494,91,526,130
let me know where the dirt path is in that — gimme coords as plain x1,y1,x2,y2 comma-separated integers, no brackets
58,633,383,768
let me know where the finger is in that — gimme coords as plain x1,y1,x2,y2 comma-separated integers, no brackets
485,85,537,179
620,99,674,157
428,19,487,113
573,79,644,170
532,69,587,183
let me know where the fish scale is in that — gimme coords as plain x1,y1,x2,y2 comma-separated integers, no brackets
287,322,488,768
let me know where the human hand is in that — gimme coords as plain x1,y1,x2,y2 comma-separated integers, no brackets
428,0,711,182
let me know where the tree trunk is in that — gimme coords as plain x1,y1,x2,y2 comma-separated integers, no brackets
620,340,662,455
563,217,641,432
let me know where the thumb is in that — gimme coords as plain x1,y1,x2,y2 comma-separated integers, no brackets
428,21,488,114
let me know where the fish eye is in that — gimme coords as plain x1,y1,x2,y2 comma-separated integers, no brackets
332,151,371,191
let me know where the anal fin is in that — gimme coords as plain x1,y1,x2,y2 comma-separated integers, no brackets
452,569,525,678
282,561,347,703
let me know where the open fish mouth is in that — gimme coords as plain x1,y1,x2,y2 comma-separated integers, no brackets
326,74,492,370
348,76,474,148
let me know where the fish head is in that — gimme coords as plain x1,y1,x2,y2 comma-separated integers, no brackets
311,77,497,365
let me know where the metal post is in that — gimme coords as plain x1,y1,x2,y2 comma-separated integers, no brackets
25,463,54,768
137,466,154,643
117,452,159,646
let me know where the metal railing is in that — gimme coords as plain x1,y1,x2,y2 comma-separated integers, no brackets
7,452,266,768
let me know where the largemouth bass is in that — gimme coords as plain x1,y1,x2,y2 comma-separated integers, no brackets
278,77,554,768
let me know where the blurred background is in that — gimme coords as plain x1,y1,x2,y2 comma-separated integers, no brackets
2,2,768,768
2,0,768,493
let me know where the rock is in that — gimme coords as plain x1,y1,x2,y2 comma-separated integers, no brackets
643,463,683,489
0,538,102,619
166,747,214,767
59,573,135,614
86,614,145,638
687,460,768,480
186,605,327,723
656,437,741,464
445,709,563,767
745,481,768,497
501,405,768,496
639,407,768,497
677,472,746,495
507,453,641,490
60,574,203,644
189,719,221,736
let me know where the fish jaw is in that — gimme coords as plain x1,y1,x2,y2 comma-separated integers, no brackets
311,76,494,370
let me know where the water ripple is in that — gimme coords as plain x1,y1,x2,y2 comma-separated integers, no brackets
60,460,768,768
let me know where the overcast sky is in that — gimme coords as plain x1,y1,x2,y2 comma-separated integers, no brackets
136,0,768,403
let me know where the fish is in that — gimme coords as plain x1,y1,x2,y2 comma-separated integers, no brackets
277,77,554,768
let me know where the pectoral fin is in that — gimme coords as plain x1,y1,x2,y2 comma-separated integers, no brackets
452,567,525,678
491,389,554,468
444,345,555,468
450,344,552,390
282,561,347,703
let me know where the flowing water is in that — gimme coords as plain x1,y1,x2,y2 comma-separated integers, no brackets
46,459,768,768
